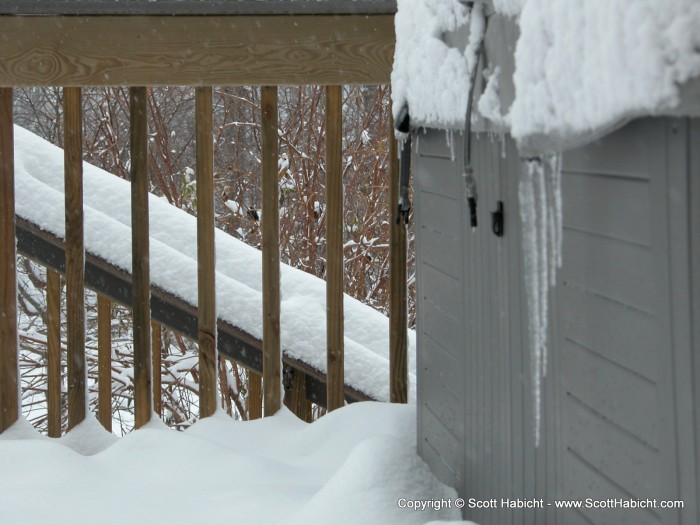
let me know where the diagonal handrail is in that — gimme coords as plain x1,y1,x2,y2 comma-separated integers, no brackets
15,216,375,408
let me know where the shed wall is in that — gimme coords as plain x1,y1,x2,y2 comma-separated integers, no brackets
414,118,699,525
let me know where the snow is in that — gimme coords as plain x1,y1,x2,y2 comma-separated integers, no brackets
509,0,700,147
13,126,416,403
393,0,700,150
391,0,471,129
491,0,525,17
0,403,465,525
476,66,507,129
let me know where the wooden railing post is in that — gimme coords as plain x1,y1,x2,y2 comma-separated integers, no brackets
47,270,62,437
97,295,112,431
247,370,262,420
151,321,162,417
0,87,18,433
196,86,217,418
284,369,312,423
130,86,152,429
325,85,344,411
389,118,408,403
64,87,87,431
261,86,281,417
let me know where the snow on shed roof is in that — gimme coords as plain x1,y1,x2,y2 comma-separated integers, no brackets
0,0,397,16
392,0,700,154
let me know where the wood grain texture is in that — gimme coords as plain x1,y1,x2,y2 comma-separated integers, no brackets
0,87,18,433
196,86,217,419
248,370,262,420
47,270,62,437
151,321,162,417
97,295,112,431
389,120,408,403
0,15,394,87
64,86,86,431
261,86,281,417
130,86,152,429
284,369,312,423
0,0,397,16
325,85,344,412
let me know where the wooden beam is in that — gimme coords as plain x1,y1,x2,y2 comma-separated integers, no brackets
151,321,162,417
325,85,344,412
261,86,281,417
0,1,398,16
130,86,152,429
47,270,62,437
64,86,86,431
97,295,111,431
0,87,18,433
196,86,217,419
0,15,394,87
247,370,262,420
389,119,408,403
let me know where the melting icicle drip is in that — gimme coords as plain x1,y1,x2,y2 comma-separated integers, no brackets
519,155,562,447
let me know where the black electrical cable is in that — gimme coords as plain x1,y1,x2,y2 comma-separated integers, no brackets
462,3,488,229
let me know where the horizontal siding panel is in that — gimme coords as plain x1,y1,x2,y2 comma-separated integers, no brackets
564,395,661,500
422,262,461,318
422,300,462,358
562,172,651,246
562,451,661,525
424,371,464,438
417,190,461,240
563,340,660,449
419,226,462,278
562,229,654,313
423,404,463,482
562,119,658,179
414,156,462,197
416,129,456,160
421,431,460,489
422,334,464,399
561,284,658,382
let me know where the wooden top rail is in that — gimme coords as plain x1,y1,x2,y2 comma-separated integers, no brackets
0,0,397,16
0,15,394,87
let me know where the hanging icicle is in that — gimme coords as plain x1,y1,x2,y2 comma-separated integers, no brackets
519,154,562,447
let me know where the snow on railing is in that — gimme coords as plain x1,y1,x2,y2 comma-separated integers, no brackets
0,11,408,435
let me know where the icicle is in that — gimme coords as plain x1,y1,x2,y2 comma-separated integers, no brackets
519,156,563,448
519,162,540,446
548,154,563,269
445,129,456,161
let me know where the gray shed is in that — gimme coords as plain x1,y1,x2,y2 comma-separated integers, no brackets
397,3,700,524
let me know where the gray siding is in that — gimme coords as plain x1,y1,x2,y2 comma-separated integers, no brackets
692,120,700,525
415,130,556,525
415,118,699,525
415,132,467,489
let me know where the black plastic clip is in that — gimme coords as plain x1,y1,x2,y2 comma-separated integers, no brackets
492,201,504,237
468,197,478,228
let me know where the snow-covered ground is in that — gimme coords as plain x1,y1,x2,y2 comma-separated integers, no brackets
13,125,416,403
0,403,472,525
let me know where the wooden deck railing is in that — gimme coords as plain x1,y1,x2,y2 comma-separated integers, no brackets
0,12,405,434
